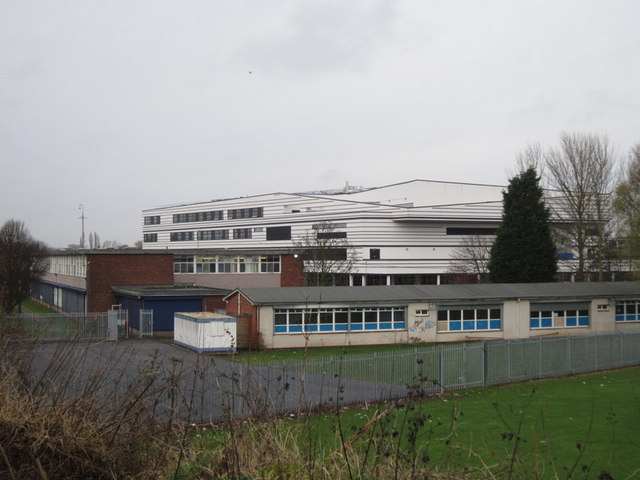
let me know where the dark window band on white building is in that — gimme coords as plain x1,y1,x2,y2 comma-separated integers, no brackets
233,228,252,239
170,231,194,242
143,234,158,243
446,227,498,236
198,230,229,241
173,211,223,223
317,231,347,239
228,207,263,219
144,215,161,225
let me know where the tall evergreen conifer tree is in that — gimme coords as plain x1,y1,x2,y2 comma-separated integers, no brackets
488,167,557,283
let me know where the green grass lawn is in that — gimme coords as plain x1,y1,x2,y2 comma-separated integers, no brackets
191,366,640,479
303,366,640,478
20,299,57,314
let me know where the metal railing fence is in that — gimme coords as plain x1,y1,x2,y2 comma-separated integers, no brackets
0,310,129,341
257,332,640,397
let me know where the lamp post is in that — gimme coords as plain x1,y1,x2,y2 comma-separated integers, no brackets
79,204,86,249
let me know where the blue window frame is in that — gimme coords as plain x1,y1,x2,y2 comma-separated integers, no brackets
530,308,589,329
437,307,501,332
616,300,640,322
273,306,406,334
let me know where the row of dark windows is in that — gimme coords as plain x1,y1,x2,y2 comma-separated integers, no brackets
167,226,290,242
147,218,494,238
169,230,230,241
317,231,347,239
173,211,223,223
228,207,264,219
446,227,497,236
274,306,406,334
145,207,264,226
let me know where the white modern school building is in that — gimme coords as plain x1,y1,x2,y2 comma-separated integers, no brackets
142,179,583,288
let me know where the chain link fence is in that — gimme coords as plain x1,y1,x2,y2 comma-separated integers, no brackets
256,332,640,403
0,310,129,341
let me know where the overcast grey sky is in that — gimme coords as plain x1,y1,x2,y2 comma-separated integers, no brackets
1,1,638,248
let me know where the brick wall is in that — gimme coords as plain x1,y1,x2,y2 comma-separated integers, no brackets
280,254,304,287
203,295,228,313
86,253,174,312
225,291,259,349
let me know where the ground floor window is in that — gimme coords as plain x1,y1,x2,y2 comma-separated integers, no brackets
530,302,589,328
274,306,406,334
437,306,501,332
615,300,640,322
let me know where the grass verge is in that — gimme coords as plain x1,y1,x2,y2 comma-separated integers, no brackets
184,366,640,479
228,343,428,364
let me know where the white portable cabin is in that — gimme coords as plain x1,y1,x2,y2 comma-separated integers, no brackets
174,312,237,353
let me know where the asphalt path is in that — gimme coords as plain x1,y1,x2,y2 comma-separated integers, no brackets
18,339,409,424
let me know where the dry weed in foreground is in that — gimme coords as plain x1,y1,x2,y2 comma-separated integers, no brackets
184,409,473,480
0,339,179,479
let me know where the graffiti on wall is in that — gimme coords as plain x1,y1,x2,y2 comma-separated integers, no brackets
409,318,436,333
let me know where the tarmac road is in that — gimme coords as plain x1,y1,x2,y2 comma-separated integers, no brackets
17,338,409,424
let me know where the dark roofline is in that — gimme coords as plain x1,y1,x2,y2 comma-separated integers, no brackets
113,284,231,298
226,282,640,306
51,249,171,256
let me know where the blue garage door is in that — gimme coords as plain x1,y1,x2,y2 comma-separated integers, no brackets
143,297,203,331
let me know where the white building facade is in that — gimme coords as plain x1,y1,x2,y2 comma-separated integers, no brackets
141,179,578,287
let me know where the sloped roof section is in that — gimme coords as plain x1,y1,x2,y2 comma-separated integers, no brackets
234,282,640,306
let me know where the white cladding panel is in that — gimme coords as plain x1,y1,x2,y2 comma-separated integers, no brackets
141,180,579,276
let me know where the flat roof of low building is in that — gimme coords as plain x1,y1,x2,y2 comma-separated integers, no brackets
51,249,172,256
113,285,231,298
230,282,640,305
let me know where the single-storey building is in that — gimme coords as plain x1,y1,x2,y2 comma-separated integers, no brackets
112,285,230,333
224,282,640,350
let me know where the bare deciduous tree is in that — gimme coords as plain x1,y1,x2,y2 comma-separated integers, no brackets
612,143,640,272
0,220,49,314
89,232,101,249
294,221,356,286
511,142,545,178
545,133,617,281
101,239,123,249
448,234,494,282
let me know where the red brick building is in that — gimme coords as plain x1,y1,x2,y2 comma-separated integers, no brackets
34,250,305,316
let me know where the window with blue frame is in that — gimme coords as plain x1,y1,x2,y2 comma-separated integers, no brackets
615,300,640,322
530,304,589,328
436,306,501,332
274,306,406,334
